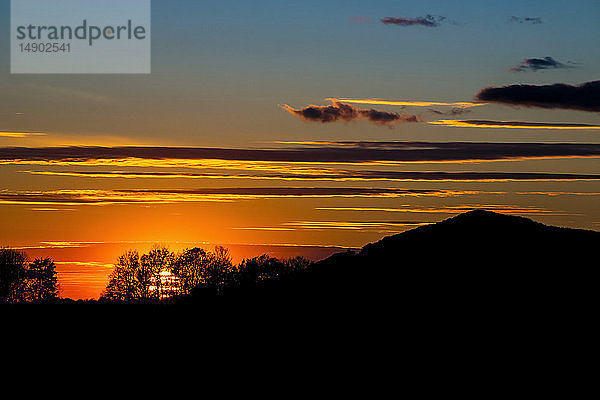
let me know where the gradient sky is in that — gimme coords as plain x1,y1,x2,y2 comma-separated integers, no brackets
1,0,599,299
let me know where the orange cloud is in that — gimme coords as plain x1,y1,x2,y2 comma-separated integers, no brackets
331,98,485,108
0,188,485,207
315,205,568,216
429,119,600,130
20,169,600,182
282,221,428,231
0,131,46,138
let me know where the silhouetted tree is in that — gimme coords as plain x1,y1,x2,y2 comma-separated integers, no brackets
235,255,311,287
204,246,235,294
173,248,209,295
171,246,235,295
140,247,174,300
26,258,59,302
0,248,28,303
284,256,312,272
102,251,141,301
102,247,184,301
0,249,60,303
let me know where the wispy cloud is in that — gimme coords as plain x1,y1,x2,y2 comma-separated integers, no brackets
2,143,600,166
332,98,484,108
28,207,77,211
381,15,446,27
515,191,600,197
235,221,430,234
21,169,600,183
0,131,46,138
509,16,542,24
426,107,472,116
476,80,600,112
232,227,296,231
282,99,419,126
510,56,574,72
283,220,428,231
428,119,600,130
0,187,479,206
316,205,567,216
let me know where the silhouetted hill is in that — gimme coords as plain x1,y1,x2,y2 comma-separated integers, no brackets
361,209,598,264
6,210,598,345
216,210,598,316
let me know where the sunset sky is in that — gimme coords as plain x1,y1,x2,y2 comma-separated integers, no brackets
1,0,599,299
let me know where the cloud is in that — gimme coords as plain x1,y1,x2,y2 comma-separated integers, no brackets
510,57,573,72
0,187,474,206
509,16,542,24
332,98,484,108
476,80,600,112
427,107,472,116
316,205,566,216
2,142,600,165
282,99,419,126
281,221,428,232
381,15,445,27
428,119,600,130
21,169,600,183
0,131,46,138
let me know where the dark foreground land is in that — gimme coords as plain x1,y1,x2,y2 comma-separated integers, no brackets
5,208,597,379
5,210,598,321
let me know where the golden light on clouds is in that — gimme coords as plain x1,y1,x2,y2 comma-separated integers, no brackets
282,221,429,230
0,188,488,207
315,205,568,216
19,169,600,183
330,98,485,108
428,120,600,130
0,131,46,138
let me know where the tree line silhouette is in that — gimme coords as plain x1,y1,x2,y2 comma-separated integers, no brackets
0,248,59,303
0,245,311,303
2,210,599,306
101,246,311,302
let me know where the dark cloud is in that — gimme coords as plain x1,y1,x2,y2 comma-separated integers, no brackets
23,169,600,182
510,57,572,72
341,171,600,181
282,99,419,126
461,120,600,128
363,108,418,124
2,142,600,164
427,107,471,116
125,188,437,196
476,80,600,112
380,15,445,27
509,16,542,24
282,101,359,123
430,119,600,129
